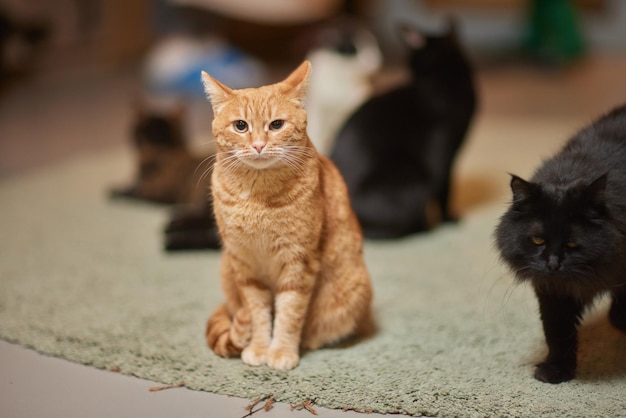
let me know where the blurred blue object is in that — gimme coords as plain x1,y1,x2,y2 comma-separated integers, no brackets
143,35,267,98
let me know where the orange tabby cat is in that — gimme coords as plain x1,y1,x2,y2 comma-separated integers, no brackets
201,61,373,370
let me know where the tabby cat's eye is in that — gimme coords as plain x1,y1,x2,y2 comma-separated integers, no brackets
566,241,577,249
530,236,545,245
234,120,248,132
269,120,284,130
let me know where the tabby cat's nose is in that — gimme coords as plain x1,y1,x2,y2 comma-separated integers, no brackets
252,142,266,154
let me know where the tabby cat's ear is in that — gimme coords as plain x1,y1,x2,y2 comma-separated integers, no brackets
201,71,234,113
509,174,534,203
280,60,311,106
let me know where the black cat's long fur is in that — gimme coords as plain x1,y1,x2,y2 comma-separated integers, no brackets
330,21,476,239
495,103,626,383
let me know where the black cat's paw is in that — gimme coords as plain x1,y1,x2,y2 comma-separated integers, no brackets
165,206,213,232
163,204,221,251
164,228,221,251
443,214,459,223
608,302,626,332
534,361,576,384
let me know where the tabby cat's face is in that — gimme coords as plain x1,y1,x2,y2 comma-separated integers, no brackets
496,175,619,287
202,62,311,170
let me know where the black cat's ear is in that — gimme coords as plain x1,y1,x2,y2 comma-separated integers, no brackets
444,15,459,41
509,174,534,203
400,24,426,49
584,173,608,206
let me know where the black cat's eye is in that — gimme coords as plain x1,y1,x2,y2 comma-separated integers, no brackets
233,120,248,133
269,120,284,130
530,236,545,245
566,241,578,249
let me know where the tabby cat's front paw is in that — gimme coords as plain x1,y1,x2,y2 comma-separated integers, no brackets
267,348,300,370
534,361,575,384
241,345,267,366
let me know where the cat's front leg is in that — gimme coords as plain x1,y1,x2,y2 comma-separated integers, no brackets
534,288,584,383
267,283,313,370
609,287,626,332
238,280,273,366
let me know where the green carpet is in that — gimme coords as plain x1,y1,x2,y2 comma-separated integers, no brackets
1,147,625,417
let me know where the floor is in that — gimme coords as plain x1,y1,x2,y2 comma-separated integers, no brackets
1,50,626,417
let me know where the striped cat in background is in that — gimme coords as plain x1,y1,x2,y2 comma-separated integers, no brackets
109,102,221,251
201,61,374,370
110,103,204,205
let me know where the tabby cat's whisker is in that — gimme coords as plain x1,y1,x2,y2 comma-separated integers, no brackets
195,157,218,188
198,151,239,185
195,154,217,175
220,153,245,177
282,145,320,171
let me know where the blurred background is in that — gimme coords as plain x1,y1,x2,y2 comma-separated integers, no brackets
1,0,625,184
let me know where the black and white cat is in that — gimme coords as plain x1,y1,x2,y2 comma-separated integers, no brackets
330,20,477,239
305,18,381,155
495,103,626,383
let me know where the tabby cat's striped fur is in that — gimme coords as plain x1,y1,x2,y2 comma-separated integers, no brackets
202,61,373,370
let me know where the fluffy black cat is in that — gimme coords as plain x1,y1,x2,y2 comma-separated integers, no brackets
330,20,476,239
495,103,626,383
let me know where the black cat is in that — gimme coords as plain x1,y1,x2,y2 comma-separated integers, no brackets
495,103,626,383
330,20,477,239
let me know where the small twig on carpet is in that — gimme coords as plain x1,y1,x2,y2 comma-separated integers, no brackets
245,398,263,412
148,381,186,392
290,400,318,415
241,396,275,417
263,396,275,411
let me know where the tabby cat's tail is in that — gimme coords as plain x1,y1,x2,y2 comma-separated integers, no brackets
206,304,251,357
